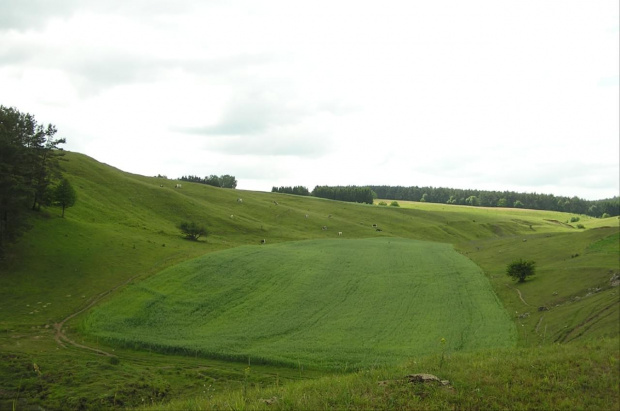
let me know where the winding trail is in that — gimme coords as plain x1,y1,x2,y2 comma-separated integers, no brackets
557,301,617,343
53,274,140,357
505,283,531,306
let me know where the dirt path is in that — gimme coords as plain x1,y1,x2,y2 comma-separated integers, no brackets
505,283,531,306
53,274,140,357
557,301,617,343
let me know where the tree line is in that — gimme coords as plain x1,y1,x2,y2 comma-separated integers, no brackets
0,105,73,256
272,182,618,217
179,174,237,189
271,185,375,205
368,185,619,217
311,186,376,205
271,186,311,196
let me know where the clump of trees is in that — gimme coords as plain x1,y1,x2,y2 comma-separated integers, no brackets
312,186,376,205
0,105,66,256
369,185,619,218
271,186,310,196
179,174,237,189
506,259,536,283
178,221,207,241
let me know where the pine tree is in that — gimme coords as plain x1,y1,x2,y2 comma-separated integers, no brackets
53,178,77,218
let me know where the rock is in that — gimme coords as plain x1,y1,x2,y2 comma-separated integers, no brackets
407,374,441,384
259,397,278,405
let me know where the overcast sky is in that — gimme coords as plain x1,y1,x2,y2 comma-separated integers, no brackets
1,1,618,200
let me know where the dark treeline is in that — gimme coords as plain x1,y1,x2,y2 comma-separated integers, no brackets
271,186,310,196
312,186,375,205
0,105,66,256
369,185,619,218
179,174,237,189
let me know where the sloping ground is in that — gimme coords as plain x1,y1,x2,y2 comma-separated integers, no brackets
458,226,619,346
157,337,619,410
0,152,617,409
82,238,516,369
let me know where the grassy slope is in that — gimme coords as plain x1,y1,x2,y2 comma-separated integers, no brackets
0,152,618,409
82,238,515,369
159,337,619,411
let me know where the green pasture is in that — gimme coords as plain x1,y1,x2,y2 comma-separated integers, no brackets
0,152,617,409
82,238,516,369
159,337,619,411
460,226,619,346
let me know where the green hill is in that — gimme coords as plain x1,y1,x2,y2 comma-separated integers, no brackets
0,152,617,410
82,238,516,369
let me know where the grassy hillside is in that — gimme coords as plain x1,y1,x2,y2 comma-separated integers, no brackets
0,152,618,410
82,238,515,369
159,337,619,410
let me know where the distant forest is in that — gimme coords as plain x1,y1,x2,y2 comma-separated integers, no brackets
368,185,619,218
272,184,619,218
272,185,375,205
179,174,237,189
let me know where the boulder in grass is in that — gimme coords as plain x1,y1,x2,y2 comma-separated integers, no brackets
407,374,440,384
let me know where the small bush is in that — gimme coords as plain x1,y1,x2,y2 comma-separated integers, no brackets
178,221,207,241
570,216,580,223
576,224,585,229
378,201,388,206
389,201,400,207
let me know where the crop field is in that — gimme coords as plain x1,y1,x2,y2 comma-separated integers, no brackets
82,237,516,369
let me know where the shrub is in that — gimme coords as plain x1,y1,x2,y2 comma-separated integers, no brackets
389,201,400,207
378,201,388,206
178,221,207,241
570,216,580,223
506,259,536,283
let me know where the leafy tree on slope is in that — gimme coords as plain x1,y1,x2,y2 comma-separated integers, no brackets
178,221,207,241
53,178,77,218
506,259,536,283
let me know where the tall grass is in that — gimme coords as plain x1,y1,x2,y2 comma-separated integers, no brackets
154,337,620,410
82,238,516,369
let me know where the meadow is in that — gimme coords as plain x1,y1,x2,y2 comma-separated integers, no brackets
82,238,515,369
0,152,617,409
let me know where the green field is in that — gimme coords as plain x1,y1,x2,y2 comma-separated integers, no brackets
0,152,617,410
83,238,515,369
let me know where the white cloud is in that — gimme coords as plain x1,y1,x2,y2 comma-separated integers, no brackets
0,0,617,200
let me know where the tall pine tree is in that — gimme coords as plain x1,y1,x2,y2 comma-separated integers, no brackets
0,105,65,255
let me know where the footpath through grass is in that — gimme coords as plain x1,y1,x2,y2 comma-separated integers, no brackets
82,238,516,369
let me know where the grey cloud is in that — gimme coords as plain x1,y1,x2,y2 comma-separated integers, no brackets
476,161,620,195
0,0,200,31
201,133,330,158
0,0,79,30
178,86,311,136
174,86,340,158
1,17,278,95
